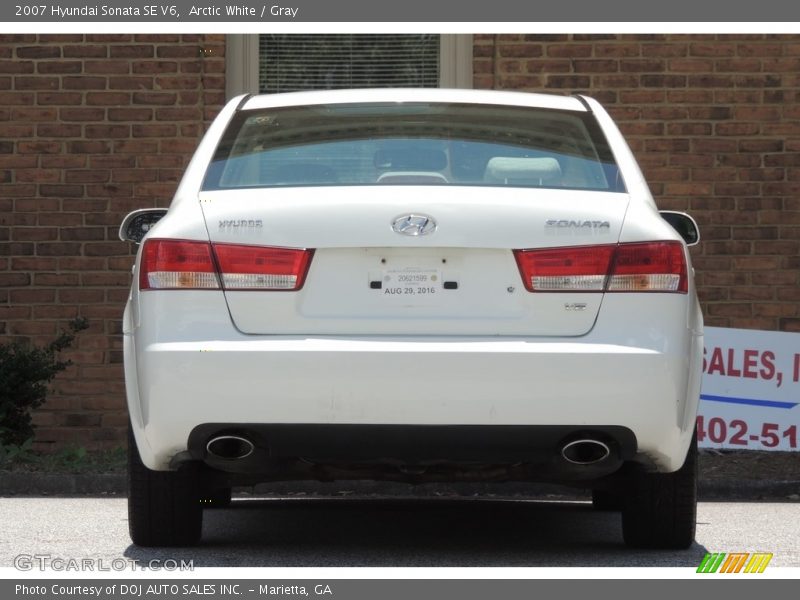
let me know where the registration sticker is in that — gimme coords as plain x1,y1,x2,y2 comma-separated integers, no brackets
381,268,440,297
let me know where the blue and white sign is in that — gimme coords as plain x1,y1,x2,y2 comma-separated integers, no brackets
698,327,799,451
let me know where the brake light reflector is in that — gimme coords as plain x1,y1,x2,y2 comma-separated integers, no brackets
213,244,313,291
513,241,687,293
513,245,615,292
140,240,314,291
140,239,219,290
608,242,687,293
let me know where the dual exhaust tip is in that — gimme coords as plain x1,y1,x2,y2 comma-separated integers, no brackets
206,435,254,460
561,439,611,465
206,434,612,466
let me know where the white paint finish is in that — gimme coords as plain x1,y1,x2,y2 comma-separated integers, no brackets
129,291,697,472
241,88,588,113
122,89,704,479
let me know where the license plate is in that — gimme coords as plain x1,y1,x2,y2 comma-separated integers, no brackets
381,268,440,297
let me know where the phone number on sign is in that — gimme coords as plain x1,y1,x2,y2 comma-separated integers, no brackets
697,416,797,449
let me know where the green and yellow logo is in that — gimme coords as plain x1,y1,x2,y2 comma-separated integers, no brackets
697,552,773,573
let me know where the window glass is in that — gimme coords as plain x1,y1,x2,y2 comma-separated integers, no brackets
203,103,624,193
259,34,440,93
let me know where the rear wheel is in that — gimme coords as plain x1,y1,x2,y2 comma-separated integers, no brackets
127,427,203,547
621,431,697,549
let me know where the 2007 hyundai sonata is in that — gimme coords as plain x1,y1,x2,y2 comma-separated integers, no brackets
120,88,703,548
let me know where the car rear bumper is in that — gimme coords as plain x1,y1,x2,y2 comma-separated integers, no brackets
125,293,702,476
183,423,638,482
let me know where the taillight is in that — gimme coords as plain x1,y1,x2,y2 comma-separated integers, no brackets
513,241,687,294
607,242,687,293
513,245,615,292
213,244,313,291
140,239,313,291
140,239,219,290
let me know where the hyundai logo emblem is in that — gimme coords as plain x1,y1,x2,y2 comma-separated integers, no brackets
391,214,437,236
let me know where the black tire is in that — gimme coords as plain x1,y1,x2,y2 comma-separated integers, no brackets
621,431,697,549
127,427,203,547
591,489,623,511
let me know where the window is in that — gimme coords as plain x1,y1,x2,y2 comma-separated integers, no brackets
226,34,473,98
258,35,440,92
202,102,623,193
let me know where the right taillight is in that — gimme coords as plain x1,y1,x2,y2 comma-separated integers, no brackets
139,239,314,291
607,241,687,293
513,241,687,294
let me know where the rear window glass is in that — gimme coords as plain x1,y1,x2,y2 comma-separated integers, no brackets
203,102,624,192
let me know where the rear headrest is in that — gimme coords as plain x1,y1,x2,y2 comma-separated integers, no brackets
484,157,562,185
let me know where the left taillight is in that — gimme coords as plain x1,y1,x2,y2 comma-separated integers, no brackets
140,239,219,290
139,239,313,291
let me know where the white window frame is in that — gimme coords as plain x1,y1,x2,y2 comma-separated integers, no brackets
225,34,473,99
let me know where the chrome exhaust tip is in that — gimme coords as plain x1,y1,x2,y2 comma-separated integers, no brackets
561,439,611,465
206,435,254,460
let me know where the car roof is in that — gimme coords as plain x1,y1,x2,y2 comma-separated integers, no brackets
240,88,589,113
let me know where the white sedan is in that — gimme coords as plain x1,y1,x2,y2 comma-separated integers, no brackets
121,88,703,549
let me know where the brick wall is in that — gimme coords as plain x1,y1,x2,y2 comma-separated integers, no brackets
475,34,800,332
0,34,225,450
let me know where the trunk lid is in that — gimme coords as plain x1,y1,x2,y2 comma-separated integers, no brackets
199,186,628,336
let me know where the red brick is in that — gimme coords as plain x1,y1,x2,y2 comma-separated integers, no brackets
109,76,154,90
36,91,82,105
108,107,152,121
110,45,155,59
0,182,35,197
89,156,135,169
85,124,130,138
86,92,130,105
545,44,592,58
86,184,132,198
83,243,129,257
132,123,177,137
690,43,736,56
154,76,199,90
113,169,157,183
0,60,34,74
114,140,158,158
0,123,33,137
10,106,58,121
157,45,201,59
59,107,106,121
39,184,83,198
62,76,107,90
0,91,35,105
36,124,81,137
37,61,83,75
640,74,686,87
63,45,108,58
65,170,111,184
9,289,55,303
14,76,60,90
16,46,60,59
132,91,178,105
33,273,80,286
132,61,178,74
16,169,60,184
67,140,111,154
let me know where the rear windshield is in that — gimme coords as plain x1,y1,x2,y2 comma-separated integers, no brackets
203,102,624,192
